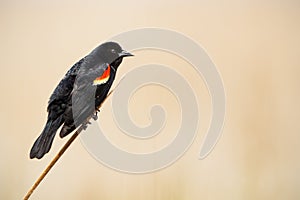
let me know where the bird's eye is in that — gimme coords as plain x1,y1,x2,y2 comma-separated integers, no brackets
111,49,116,53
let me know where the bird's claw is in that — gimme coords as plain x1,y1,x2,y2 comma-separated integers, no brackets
82,121,92,130
92,112,98,121
82,124,88,130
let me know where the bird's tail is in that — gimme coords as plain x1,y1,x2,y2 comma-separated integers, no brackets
30,116,64,159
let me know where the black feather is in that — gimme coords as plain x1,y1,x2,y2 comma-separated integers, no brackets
29,42,132,159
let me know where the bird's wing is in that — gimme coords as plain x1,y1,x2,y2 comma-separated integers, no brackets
47,58,85,112
67,62,109,126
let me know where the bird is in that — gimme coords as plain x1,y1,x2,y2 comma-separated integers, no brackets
30,42,133,159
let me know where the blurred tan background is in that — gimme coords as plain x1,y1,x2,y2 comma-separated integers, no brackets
1,0,300,199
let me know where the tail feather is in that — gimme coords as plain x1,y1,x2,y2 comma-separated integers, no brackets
30,116,64,159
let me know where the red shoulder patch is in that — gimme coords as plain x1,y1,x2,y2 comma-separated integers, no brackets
93,65,110,85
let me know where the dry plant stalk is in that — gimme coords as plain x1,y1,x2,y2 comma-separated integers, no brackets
24,89,115,200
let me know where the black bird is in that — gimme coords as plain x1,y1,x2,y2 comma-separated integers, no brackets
30,42,133,159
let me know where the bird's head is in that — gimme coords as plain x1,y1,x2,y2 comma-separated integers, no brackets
92,41,133,64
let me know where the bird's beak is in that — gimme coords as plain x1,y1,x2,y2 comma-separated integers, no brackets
119,50,134,57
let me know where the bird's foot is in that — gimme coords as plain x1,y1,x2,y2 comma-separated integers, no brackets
82,121,92,130
82,124,88,130
92,112,98,121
